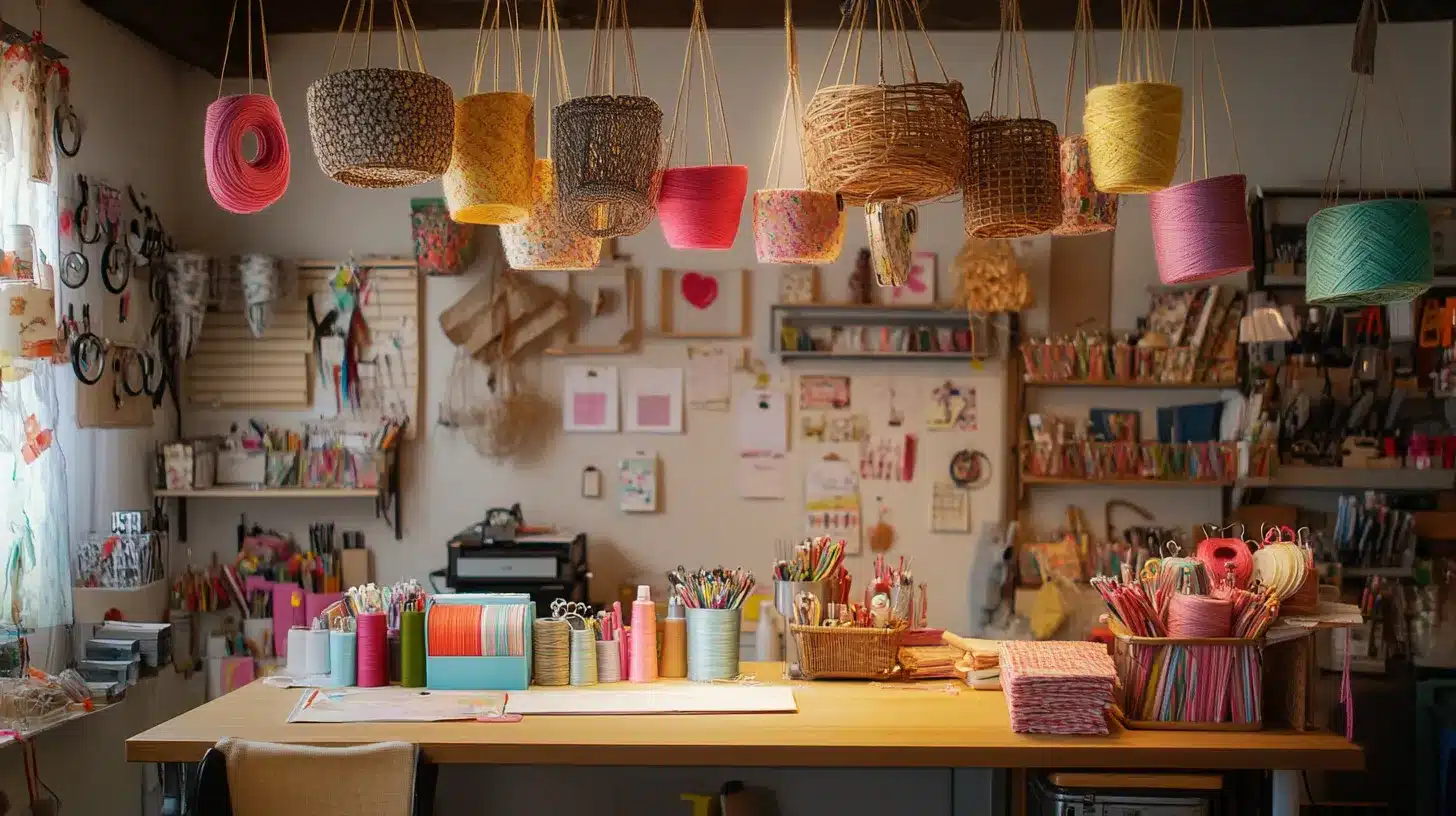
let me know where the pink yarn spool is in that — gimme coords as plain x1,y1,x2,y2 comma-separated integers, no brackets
356,612,389,688
1196,536,1254,590
204,93,291,214
1167,593,1233,639
657,165,748,250
1149,173,1252,284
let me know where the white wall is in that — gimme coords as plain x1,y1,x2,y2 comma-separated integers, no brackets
169,22,1452,634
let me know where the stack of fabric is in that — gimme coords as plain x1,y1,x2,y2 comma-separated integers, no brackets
941,632,1003,689
899,646,962,679
999,641,1116,735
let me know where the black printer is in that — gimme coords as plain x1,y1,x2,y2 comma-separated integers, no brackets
438,506,590,608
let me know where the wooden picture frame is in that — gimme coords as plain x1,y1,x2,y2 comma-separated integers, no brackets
659,268,752,339
779,266,820,304
545,265,643,356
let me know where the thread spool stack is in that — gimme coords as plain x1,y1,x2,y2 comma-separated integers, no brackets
570,627,598,686
533,618,571,686
424,595,533,690
400,609,426,688
596,640,622,683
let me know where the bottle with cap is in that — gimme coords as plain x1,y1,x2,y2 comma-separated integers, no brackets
629,585,659,682
661,596,687,678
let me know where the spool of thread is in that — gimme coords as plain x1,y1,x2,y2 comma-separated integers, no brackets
660,606,687,679
1306,198,1434,306
204,93,291,214
630,585,658,683
285,627,309,675
596,640,623,683
303,628,331,676
356,612,388,688
533,618,571,686
1252,543,1308,600
329,631,357,687
389,631,403,683
1148,174,1253,284
1167,593,1233,639
400,609,426,688
686,608,741,682
1196,536,1254,590
1082,81,1183,194
569,628,598,686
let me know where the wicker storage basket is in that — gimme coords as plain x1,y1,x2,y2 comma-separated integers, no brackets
443,92,535,225
307,67,454,189
1113,628,1264,731
965,116,1062,238
790,624,906,680
865,200,917,287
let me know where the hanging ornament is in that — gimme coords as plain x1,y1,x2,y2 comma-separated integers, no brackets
239,254,278,338
204,0,290,214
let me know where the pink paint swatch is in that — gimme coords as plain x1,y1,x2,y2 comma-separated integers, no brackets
574,392,607,427
637,395,671,427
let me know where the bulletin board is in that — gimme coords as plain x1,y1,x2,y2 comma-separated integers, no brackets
183,257,423,437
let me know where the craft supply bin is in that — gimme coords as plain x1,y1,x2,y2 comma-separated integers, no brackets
789,624,906,680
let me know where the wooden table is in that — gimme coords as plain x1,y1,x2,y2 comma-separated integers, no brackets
127,664,1360,814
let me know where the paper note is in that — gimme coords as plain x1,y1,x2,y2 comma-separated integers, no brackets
624,367,683,433
931,482,971,533
736,388,788,455
686,345,732,411
505,685,797,715
805,456,861,554
738,453,788,499
288,687,508,723
619,454,659,512
563,366,619,432
799,375,851,409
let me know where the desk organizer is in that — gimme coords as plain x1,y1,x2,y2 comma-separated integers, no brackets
425,593,534,690
789,624,906,680
1112,630,1263,731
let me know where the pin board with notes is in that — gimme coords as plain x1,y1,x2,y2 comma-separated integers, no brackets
183,257,423,439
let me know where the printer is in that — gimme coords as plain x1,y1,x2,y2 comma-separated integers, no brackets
440,506,590,608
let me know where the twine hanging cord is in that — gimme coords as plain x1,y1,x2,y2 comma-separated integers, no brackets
326,0,429,74
530,0,572,159
662,0,732,169
764,0,808,188
469,0,524,96
1062,0,1097,135
206,0,289,213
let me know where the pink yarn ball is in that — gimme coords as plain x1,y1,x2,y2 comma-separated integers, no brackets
204,94,291,214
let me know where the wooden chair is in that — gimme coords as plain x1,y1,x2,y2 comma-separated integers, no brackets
189,741,437,816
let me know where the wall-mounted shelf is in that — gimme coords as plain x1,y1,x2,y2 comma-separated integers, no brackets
771,303,999,362
155,488,379,499
1022,476,1234,488
1236,466,1456,492
1023,380,1238,389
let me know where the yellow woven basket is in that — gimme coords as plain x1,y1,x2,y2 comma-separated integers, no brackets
1083,82,1183,194
500,159,603,271
443,92,535,226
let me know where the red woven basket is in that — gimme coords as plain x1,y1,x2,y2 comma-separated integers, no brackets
1149,173,1252,284
658,165,749,250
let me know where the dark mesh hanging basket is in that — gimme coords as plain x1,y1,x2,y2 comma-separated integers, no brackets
306,67,455,189
552,95,663,238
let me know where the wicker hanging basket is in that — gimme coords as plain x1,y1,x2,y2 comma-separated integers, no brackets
1052,0,1117,235
866,201,917,287
1083,0,1182,194
306,1,453,189
753,1,845,265
443,1,534,225
656,1,747,250
802,0,970,206
552,0,662,238
964,0,1061,239
1148,1,1251,283
499,0,602,270
1305,3,1433,306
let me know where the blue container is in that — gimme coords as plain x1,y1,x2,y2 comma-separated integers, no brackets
425,594,534,691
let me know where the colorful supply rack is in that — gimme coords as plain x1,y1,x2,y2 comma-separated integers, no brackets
1112,628,1264,731
424,593,534,690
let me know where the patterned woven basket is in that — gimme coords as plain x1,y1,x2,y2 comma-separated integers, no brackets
866,200,917,287
443,92,535,225
1053,135,1118,235
501,159,603,271
965,116,1062,239
754,189,845,264
552,95,663,238
789,624,906,680
306,68,454,189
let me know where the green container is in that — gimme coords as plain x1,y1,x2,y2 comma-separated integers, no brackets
401,610,426,688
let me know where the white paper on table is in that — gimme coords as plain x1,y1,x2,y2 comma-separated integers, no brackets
624,367,684,433
686,345,732,411
287,687,508,722
737,453,788,499
504,685,797,715
735,388,787,455
563,365,619,432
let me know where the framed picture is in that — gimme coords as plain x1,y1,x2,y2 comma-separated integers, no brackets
778,266,820,304
659,268,752,339
883,251,936,305
542,266,643,356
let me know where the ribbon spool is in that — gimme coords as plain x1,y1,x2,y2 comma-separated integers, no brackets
596,639,622,682
753,3,844,265
204,0,290,214
866,201,917,287
532,617,570,685
306,0,454,188
1083,0,1182,193
1166,592,1232,639
552,0,663,239
443,0,534,226
1148,0,1252,284
1052,0,1116,236
569,627,598,686
963,0,1061,239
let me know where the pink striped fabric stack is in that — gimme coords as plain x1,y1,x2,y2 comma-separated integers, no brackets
999,641,1117,735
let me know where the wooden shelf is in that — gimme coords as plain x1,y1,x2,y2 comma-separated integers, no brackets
1023,380,1237,389
1237,466,1456,492
154,488,380,499
779,351,981,362
1021,476,1233,487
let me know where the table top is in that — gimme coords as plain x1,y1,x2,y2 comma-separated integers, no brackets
126,663,1363,770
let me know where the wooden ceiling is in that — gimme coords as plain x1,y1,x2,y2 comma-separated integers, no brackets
83,0,1456,76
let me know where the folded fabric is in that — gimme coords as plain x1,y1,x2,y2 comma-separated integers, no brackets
999,640,1116,736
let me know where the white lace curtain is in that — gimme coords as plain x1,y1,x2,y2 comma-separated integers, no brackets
0,41,69,630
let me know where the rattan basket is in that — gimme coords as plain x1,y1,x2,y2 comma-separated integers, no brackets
789,624,906,680
965,115,1062,238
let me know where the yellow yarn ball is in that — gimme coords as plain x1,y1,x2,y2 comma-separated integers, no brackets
1083,82,1182,194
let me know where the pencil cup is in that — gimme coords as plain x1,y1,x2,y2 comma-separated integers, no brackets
686,608,741,682
242,618,273,659
596,640,622,683
400,610,426,688
329,631,357,687
569,628,598,686
774,580,829,678
303,629,332,676
285,627,309,675
889,584,914,624
356,612,388,688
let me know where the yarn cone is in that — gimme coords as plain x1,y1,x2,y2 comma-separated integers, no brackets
1306,198,1433,305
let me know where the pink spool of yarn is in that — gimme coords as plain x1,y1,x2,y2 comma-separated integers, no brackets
1148,173,1252,284
356,611,389,688
1196,536,1254,590
204,93,291,214
1167,593,1233,639
657,165,749,250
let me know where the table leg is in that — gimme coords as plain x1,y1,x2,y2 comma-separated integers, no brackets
1271,769,1301,816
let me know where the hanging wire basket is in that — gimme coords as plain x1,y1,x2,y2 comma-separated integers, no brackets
802,0,970,206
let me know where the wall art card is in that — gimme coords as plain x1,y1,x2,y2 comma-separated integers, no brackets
686,345,732,411
624,367,683,433
619,454,659,512
798,375,851,410
736,388,788,455
883,251,937,306
563,365,619,432
927,381,977,431
737,453,788,500
801,412,868,443
859,434,916,482
661,268,751,338
805,456,861,554
931,482,971,533
778,266,819,304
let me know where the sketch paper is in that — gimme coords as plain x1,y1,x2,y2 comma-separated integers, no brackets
563,365,619,432
625,367,684,433
737,453,788,500
686,346,732,411
805,457,862,554
736,388,788,455
619,455,659,512
288,687,508,723
931,482,972,533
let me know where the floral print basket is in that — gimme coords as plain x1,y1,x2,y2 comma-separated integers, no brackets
410,198,477,277
753,188,846,265
1053,135,1118,236
500,159,603,271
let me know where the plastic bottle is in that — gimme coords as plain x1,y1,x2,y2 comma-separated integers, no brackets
755,597,779,662
661,597,687,678
629,585,659,682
